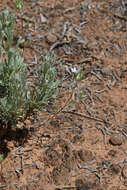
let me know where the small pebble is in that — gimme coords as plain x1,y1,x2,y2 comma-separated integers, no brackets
40,13,47,23
46,33,57,44
109,134,123,146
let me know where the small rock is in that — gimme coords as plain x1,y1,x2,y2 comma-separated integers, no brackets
40,13,47,23
77,149,94,162
109,134,123,146
46,33,57,44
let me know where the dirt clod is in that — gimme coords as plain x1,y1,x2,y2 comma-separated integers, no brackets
77,149,94,162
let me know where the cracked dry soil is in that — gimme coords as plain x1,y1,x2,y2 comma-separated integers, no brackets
0,0,127,190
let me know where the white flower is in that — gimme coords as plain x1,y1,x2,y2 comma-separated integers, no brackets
71,67,78,73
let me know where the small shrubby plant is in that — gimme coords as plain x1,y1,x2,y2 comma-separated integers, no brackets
29,54,59,111
0,8,58,129
15,0,23,10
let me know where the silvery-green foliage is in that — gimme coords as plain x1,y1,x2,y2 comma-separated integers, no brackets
0,8,28,125
0,7,16,54
29,54,59,110
0,48,28,125
0,8,58,126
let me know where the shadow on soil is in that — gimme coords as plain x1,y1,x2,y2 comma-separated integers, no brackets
0,126,29,158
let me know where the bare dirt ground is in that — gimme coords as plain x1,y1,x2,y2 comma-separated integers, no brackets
0,0,127,189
